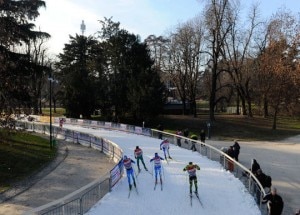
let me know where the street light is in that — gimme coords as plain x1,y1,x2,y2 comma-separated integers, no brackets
48,76,58,148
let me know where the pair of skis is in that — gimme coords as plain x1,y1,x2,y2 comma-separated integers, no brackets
128,185,139,198
190,192,203,207
154,177,163,191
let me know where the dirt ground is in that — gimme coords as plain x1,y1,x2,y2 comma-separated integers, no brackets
0,140,115,215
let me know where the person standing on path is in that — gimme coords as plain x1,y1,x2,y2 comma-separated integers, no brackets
227,146,235,171
157,124,164,139
232,140,241,161
160,138,172,159
123,155,136,190
262,187,284,215
150,153,164,184
183,161,200,195
190,134,198,151
134,146,148,172
176,129,182,147
200,129,206,143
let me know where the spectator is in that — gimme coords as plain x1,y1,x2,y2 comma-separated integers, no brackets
243,159,261,177
227,146,235,171
59,118,64,128
262,187,284,215
200,129,206,143
256,169,272,189
251,159,261,175
183,128,189,144
190,134,198,151
175,129,182,147
232,140,240,161
157,124,164,139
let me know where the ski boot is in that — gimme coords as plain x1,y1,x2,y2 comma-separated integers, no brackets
138,168,141,173
133,181,136,188
144,167,148,171
129,184,132,190
168,156,172,159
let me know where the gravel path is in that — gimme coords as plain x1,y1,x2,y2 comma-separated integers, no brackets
0,140,115,215
207,137,300,215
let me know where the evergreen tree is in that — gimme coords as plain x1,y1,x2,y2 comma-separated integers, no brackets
57,35,99,118
0,0,49,113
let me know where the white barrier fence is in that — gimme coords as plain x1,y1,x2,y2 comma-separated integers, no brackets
16,117,267,215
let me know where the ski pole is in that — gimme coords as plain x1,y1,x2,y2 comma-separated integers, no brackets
162,163,165,180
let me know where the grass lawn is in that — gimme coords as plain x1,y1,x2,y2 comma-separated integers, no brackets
149,114,300,141
42,108,66,117
0,130,56,193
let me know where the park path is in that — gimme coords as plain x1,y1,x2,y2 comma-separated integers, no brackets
0,140,115,215
207,136,300,215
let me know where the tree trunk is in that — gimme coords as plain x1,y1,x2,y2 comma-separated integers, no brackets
236,94,240,115
241,96,247,115
263,96,269,118
209,67,217,121
247,98,253,117
272,108,278,130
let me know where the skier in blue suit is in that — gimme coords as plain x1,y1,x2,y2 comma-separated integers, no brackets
150,153,164,184
123,155,136,190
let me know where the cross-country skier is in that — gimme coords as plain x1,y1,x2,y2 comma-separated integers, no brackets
150,153,164,184
134,146,148,172
123,155,136,190
160,138,172,159
183,161,200,195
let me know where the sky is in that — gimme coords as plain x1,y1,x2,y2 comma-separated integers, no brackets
62,124,261,215
33,0,300,56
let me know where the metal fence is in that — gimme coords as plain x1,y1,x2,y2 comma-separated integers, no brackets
18,121,123,215
151,129,269,215
19,118,268,215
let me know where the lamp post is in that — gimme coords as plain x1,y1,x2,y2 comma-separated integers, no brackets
48,76,58,148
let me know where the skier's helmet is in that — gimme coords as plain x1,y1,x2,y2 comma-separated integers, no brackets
189,161,193,165
136,146,139,149
155,152,158,157
124,155,127,160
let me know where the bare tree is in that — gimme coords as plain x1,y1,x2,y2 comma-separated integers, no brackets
223,3,261,117
202,0,236,121
164,17,205,116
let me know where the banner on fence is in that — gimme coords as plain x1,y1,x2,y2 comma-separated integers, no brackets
110,159,124,188
135,126,142,134
105,122,112,127
120,124,127,131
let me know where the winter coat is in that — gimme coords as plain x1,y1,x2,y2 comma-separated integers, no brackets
233,142,240,153
262,193,284,215
227,147,235,158
251,160,261,174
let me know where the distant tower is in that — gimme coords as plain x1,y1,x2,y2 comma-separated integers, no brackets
80,20,86,35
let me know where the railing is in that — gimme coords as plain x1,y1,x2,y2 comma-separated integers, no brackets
18,118,268,215
151,129,268,215
17,121,123,215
